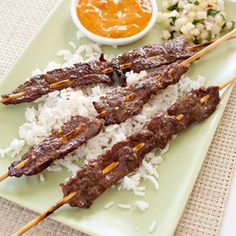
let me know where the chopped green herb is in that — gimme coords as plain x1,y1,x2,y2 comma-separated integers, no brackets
188,0,199,5
167,3,179,11
222,22,227,28
170,30,176,39
170,17,177,26
192,19,203,25
207,31,212,41
193,38,200,44
219,14,226,28
221,14,226,21
231,21,235,30
207,9,220,16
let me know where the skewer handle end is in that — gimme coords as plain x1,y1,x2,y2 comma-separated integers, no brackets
0,172,9,182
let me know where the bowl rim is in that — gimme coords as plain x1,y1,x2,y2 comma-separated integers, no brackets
70,0,158,46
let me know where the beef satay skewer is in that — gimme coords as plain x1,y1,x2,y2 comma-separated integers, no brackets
0,121,94,182
1,31,236,105
13,142,146,236
33,32,236,90
1,31,234,182
34,33,236,90
13,76,236,236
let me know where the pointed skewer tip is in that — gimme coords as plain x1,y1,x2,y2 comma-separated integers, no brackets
182,29,236,66
219,76,236,91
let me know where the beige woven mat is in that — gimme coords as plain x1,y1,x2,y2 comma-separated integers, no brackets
0,0,235,235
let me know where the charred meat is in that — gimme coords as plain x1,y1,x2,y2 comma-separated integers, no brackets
93,61,189,125
8,116,103,177
112,37,195,73
167,86,220,131
2,59,113,105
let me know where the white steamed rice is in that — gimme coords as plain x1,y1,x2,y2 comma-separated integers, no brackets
118,203,132,210
104,201,115,210
134,200,149,212
148,220,157,233
157,0,235,42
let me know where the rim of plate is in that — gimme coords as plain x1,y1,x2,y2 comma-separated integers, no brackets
70,0,158,46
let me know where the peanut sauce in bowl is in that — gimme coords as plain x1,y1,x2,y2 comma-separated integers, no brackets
71,0,158,45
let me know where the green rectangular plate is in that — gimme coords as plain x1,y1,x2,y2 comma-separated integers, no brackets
0,1,236,235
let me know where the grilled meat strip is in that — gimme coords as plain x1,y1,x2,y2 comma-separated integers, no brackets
8,116,103,177
167,86,220,131
62,86,220,208
112,37,195,73
2,59,113,105
93,61,189,125
1,38,195,105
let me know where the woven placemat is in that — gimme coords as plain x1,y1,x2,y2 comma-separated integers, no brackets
0,0,235,235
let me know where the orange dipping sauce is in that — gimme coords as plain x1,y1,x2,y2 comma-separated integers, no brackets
76,0,152,38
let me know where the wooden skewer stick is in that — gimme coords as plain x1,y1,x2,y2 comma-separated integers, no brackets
0,172,9,182
124,92,136,102
182,29,236,66
13,75,236,235
176,114,184,121
13,191,77,236
98,110,107,118
14,143,145,236
50,79,72,89
102,161,119,174
218,75,236,90
133,143,145,152
188,34,236,51
0,92,25,104
60,123,87,143
200,94,210,104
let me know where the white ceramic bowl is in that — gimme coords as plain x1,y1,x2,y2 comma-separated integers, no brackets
71,0,158,46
